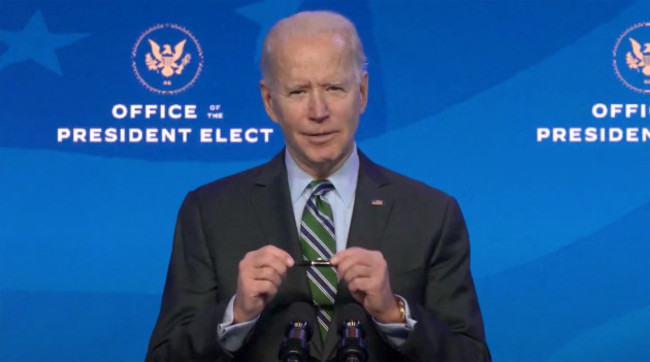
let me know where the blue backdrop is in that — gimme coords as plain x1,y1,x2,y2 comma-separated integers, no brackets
1,1,649,361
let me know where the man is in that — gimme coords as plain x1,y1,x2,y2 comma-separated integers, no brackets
147,11,489,361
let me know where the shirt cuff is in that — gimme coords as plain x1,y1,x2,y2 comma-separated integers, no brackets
372,295,417,347
217,295,259,352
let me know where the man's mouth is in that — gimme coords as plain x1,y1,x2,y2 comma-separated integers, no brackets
304,131,336,142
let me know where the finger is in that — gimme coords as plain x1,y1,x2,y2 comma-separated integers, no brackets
259,245,294,266
332,247,379,267
239,256,287,287
330,246,363,265
251,265,283,286
335,252,375,279
249,279,279,299
347,270,385,295
347,276,371,294
339,264,373,284
241,278,278,297
252,252,291,277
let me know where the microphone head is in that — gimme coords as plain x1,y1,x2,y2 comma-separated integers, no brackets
278,302,317,362
338,319,364,339
336,303,369,362
284,302,316,338
336,303,368,332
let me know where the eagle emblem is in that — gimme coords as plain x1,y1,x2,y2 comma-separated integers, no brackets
145,39,192,77
625,37,650,76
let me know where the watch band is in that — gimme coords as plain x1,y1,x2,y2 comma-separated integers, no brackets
395,296,406,323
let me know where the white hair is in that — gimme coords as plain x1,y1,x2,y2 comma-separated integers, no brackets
260,11,367,85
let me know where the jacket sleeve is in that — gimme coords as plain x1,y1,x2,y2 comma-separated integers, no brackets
146,191,235,361
396,197,491,361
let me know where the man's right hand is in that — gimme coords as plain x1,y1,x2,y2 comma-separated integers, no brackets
233,245,294,323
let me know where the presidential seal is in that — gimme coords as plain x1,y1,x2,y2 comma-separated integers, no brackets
132,23,204,95
613,22,650,94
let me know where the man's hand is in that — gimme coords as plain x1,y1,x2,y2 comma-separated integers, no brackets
233,245,294,323
330,247,402,324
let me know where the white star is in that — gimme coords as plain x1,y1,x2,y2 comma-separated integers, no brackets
0,11,89,75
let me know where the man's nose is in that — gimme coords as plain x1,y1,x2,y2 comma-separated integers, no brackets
307,91,329,122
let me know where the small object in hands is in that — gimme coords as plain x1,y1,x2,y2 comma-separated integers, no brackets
294,258,331,267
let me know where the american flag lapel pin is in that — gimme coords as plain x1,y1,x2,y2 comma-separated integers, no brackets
371,199,384,206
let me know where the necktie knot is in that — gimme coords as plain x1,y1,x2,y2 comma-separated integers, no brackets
308,179,334,198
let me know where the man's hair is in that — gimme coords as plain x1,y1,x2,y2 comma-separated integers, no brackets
260,11,368,85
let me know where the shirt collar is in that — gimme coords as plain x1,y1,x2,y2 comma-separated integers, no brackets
285,145,359,208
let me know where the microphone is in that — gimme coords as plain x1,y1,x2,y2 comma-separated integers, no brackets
336,304,369,362
278,302,316,362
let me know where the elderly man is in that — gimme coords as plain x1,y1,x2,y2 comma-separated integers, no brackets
147,11,489,361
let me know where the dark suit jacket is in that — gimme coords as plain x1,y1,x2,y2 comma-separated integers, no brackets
146,150,490,361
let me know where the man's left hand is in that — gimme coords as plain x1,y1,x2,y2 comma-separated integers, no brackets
330,247,402,324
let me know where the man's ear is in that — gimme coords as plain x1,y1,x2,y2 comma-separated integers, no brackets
359,71,369,114
260,80,279,124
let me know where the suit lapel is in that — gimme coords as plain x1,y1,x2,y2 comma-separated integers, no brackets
249,151,302,258
346,152,393,251
322,151,394,360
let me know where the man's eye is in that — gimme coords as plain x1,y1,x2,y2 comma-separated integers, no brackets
327,86,345,93
289,90,305,96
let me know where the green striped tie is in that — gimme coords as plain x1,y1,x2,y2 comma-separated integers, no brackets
299,180,338,341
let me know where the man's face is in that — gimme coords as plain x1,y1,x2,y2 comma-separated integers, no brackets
260,32,368,178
